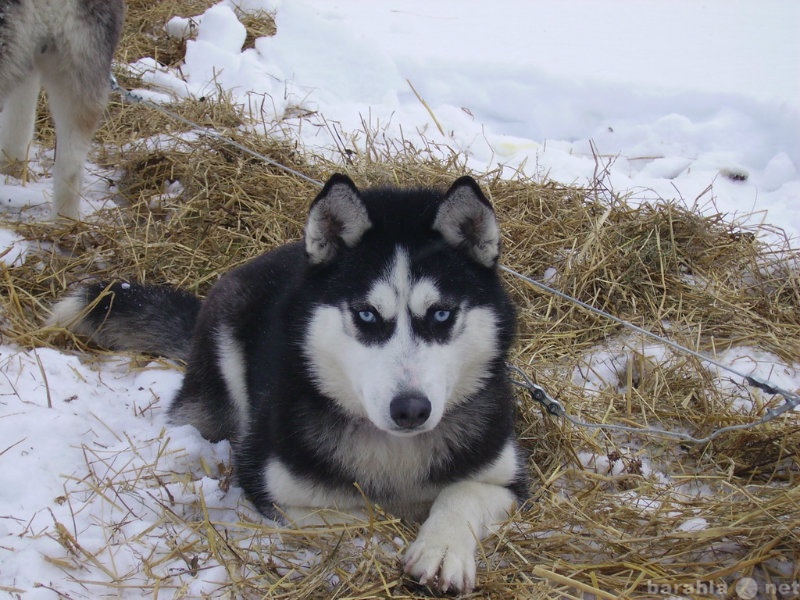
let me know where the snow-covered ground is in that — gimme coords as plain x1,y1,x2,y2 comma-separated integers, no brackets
1,0,798,595
148,0,800,242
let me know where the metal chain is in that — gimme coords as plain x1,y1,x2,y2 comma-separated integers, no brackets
109,74,800,444
109,75,325,188
507,364,798,445
501,266,799,444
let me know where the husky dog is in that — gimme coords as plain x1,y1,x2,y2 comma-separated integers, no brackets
50,174,530,593
0,0,124,220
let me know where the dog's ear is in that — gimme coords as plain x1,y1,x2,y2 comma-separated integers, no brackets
433,176,500,267
305,174,372,264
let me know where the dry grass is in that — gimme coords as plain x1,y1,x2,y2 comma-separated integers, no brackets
1,1,799,598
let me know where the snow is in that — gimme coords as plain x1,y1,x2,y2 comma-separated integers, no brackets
130,0,800,243
1,0,799,595
677,517,709,533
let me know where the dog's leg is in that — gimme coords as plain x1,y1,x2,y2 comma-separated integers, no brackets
404,480,515,594
0,72,41,178
41,76,106,220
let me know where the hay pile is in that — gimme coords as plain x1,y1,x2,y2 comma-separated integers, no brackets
1,1,798,598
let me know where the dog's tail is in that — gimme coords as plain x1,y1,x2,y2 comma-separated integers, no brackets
47,282,201,362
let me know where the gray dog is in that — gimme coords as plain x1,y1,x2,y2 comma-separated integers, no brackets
0,0,124,219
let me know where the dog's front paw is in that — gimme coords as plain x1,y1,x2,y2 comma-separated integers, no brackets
404,532,477,594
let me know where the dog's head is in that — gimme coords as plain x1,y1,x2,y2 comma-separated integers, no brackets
302,174,514,436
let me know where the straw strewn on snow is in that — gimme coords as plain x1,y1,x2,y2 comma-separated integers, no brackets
1,1,798,598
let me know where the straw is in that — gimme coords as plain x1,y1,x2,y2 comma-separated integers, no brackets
1,1,798,597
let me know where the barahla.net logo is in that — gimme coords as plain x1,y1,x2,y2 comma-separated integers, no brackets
646,577,800,598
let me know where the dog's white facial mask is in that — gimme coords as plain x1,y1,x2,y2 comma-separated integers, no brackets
305,249,500,435
303,175,502,435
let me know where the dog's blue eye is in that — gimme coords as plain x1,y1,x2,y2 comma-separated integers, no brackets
433,310,451,323
357,310,378,324
428,307,456,326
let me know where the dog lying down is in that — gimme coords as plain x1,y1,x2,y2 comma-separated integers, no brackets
50,174,530,593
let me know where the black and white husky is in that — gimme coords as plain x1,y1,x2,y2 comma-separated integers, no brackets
0,0,124,220
50,174,530,593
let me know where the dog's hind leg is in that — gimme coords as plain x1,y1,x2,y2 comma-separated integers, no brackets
41,72,107,221
0,72,41,178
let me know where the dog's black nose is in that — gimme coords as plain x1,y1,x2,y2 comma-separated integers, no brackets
390,392,432,429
